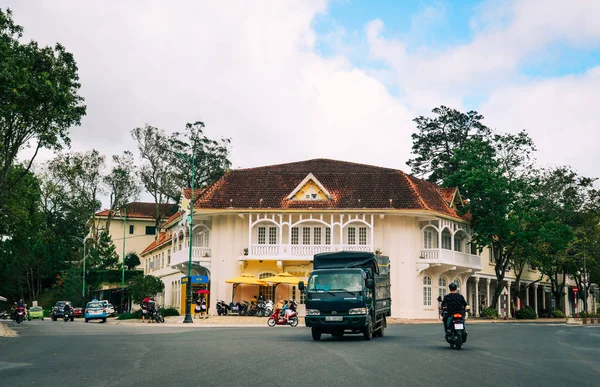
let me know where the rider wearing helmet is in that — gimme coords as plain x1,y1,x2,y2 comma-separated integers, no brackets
441,282,467,335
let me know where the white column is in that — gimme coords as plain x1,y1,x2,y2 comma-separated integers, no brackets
496,280,502,316
486,279,491,308
534,284,538,317
507,281,512,317
475,277,480,317
563,284,569,316
526,283,530,307
542,287,546,309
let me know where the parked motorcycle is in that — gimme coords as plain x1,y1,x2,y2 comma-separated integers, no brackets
267,301,299,327
15,307,25,324
445,306,470,350
0,310,8,319
228,302,245,315
257,299,274,317
216,300,229,316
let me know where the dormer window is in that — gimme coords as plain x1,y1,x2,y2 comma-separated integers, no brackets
287,173,332,201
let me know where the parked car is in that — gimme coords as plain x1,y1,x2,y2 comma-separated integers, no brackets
73,307,83,318
85,300,107,323
51,301,74,321
28,306,44,321
105,304,115,317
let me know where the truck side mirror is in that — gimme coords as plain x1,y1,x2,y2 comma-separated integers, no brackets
365,279,374,288
298,281,305,292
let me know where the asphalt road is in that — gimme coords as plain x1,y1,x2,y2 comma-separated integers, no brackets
1,320,599,387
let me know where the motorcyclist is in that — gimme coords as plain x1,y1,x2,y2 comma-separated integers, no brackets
285,300,297,320
279,300,289,321
441,282,467,336
147,298,156,323
63,303,72,319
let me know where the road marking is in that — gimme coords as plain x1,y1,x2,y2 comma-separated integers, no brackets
0,362,32,371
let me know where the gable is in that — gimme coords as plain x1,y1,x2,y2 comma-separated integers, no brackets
287,173,332,201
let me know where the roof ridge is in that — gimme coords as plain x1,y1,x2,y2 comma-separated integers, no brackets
399,171,432,212
233,158,401,173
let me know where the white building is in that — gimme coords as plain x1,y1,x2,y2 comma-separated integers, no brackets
140,159,595,318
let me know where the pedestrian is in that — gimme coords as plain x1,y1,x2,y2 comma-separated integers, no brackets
194,296,203,319
437,296,443,319
141,297,150,322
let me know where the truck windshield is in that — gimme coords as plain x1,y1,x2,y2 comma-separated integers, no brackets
308,272,363,292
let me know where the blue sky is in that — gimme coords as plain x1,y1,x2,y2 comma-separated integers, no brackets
313,0,600,110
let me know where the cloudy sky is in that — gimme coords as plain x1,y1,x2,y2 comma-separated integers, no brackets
5,0,600,185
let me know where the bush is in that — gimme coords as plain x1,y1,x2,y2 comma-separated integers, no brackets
160,307,180,317
515,306,537,320
117,310,142,320
481,307,499,319
552,310,565,318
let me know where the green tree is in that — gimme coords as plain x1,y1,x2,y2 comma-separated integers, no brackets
131,125,178,230
124,252,141,270
87,231,119,270
0,8,86,205
48,150,105,245
167,121,232,202
407,106,491,184
128,275,164,304
103,151,140,233
445,131,538,308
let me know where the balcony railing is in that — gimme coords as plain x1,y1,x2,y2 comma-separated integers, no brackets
249,244,373,258
419,248,482,270
171,247,211,267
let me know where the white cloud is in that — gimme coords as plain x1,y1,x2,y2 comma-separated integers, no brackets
481,67,600,179
4,0,600,195
7,0,415,178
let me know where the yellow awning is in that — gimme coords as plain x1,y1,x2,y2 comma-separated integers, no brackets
263,272,302,285
225,273,268,286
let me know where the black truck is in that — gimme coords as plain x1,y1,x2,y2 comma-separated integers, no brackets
299,251,391,341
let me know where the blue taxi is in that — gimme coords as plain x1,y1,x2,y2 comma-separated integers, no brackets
85,300,107,323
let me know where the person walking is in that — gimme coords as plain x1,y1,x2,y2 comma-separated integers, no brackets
194,296,203,319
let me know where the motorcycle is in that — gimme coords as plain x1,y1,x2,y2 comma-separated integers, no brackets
0,310,9,319
63,310,71,322
151,308,165,323
15,307,25,324
267,301,299,327
216,300,229,316
228,302,245,315
445,306,469,350
257,299,274,317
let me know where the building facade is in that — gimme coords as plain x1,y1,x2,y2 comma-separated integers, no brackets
140,159,596,317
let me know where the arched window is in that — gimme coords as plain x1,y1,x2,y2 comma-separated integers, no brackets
441,229,452,250
453,279,461,293
423,276,432,306
259,273,276,301
439,277,447,299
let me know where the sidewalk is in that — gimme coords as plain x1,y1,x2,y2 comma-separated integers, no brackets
109,315,567,328
0,321,18,337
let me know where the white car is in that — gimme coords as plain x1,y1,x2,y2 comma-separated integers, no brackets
98,300,115,317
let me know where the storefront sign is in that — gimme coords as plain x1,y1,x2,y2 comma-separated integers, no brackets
181,275,209,284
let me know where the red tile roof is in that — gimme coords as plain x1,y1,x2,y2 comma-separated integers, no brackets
95,202,178,219
183,188,207,200
161,210,184,228
194,159,466,220
437,187,457,204
140,231,172,256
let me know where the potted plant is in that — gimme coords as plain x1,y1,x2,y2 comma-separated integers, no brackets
580,312,589,324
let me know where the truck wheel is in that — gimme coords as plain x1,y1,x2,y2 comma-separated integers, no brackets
311,327,321,341
363,321,373,341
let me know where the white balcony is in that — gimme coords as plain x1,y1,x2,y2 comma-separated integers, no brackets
171,247,211,269
247,244,373,260
419,248,482,270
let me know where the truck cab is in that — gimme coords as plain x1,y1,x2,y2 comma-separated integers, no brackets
300,251,391,341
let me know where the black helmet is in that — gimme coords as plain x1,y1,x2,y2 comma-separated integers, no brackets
449,282,458,291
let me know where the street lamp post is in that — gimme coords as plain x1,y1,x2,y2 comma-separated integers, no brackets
174,149,195,324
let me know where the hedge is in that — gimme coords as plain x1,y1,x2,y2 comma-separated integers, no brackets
515,306,537,319
481,306,499,319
